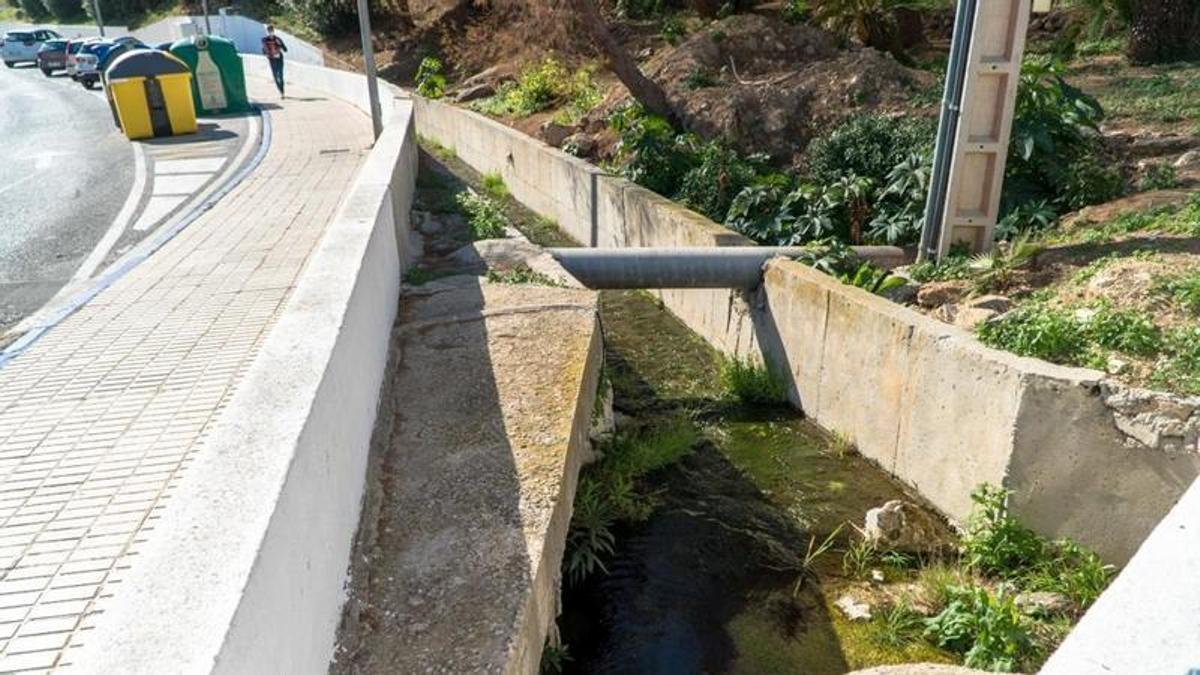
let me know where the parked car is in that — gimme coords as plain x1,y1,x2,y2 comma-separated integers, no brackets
65,38,100,79
76,40,146,89
1,28,61,68
36,39,68,76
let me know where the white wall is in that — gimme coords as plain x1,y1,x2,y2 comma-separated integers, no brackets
71,61,416,675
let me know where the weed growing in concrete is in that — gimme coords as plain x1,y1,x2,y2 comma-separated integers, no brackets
564,421,699,584
482,172,509,200
417,135,456,161
924,585,1032,671
829,431,856,458
720,356,789,405
486,264,563,287
1021,540,1114,609
455,190,508,240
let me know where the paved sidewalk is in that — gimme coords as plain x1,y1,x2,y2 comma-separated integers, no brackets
0,77,372,673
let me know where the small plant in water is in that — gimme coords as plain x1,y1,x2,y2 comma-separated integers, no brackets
793,524,843,595
720,356,789,405
455,190,508,240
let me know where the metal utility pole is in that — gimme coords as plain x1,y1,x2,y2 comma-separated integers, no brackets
356,0,384,140
90,0,105,37
201,0,212,34
918,0,1033,260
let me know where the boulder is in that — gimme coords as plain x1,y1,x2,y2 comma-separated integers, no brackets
562,133,597,157
834,594,872,622
965,294,1013,313
953,307,998,331
863,500,947,553
540,121,573,148
1176,149,1200,170
881,281,919,305
454,83,495,103
916,281,969,309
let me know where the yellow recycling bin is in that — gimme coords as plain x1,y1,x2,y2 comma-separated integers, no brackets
107,50,197,141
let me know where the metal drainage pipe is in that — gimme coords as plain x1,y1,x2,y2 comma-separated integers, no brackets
547,246,908,289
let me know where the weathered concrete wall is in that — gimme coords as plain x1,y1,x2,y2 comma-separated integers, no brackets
407,92,1200,563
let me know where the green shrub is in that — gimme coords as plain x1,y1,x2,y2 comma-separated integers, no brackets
455,191,508,239
684,67,717,90
977,304,1089,364
805,114,936,188
1150,328,1200,396
659,14,685,44
1022,540,1114,609
783,0,809,23
675,140,768,222
1156,272,1200,313
1139,163,1179,191
720,356,789,405
475,59,595,119
908,255,973,283
481,172,508,199
540,643,572,674
961,485,1046,579
609,103,695,197
1085,304,1161,356
925,586,1033,672
415,57,447,99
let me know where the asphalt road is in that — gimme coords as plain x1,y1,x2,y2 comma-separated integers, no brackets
0,62,134,331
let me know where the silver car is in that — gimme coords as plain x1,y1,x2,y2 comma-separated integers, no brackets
1,29,62,68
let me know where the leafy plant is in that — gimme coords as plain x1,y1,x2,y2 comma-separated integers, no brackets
873,601,925,648
659,15,685,44
966,233,1042,292
840,262,907,295
1022,540,1114,609
908,254,972,283
806,114,936,188
415,56,447,99
977,303,1089,364
789,239,862,277
925,585,1034,672
1139,163,1179,191
961,485,1046,579
1084,304,1162,356
675,140,769,223
565,478,617,584
482,172,509,200
721,356,789,405
811,0,920,58
609,103,694,197
842,534,878,579
540,643,572,674
996,200,1057,241
684,67,717,90
783,0,809,23
455,190,508,240
475,59,598,120
1156,272,1200,313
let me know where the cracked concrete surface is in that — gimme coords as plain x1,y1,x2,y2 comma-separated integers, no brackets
333,277,600,674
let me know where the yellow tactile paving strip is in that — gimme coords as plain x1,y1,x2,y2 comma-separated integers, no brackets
0,78,372,674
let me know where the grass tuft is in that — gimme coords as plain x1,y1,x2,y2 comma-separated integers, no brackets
721,356,789,405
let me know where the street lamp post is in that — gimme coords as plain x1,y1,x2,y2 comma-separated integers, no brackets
90,0,105,37
201,0,212,35
356,0,384,140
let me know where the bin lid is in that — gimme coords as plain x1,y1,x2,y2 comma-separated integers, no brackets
107,49,191,80
170,34,238,55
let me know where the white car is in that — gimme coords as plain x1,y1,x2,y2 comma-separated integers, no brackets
1,29,62,68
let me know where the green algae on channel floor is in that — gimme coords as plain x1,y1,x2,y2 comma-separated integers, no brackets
564,290,955,673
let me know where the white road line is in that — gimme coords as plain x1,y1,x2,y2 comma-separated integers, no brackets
70,140,147,283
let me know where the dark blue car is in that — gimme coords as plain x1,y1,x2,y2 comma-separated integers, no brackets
76,39,147,89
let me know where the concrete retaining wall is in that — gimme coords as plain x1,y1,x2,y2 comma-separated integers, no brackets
75,65,417,674
408,94,1200,563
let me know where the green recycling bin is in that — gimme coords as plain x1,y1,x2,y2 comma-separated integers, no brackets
169,35,250,116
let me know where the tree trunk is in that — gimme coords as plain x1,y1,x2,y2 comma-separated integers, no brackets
1128,0,1200,64
561,0,678,124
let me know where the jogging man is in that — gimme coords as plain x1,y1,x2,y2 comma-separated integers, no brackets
262,25,288,97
